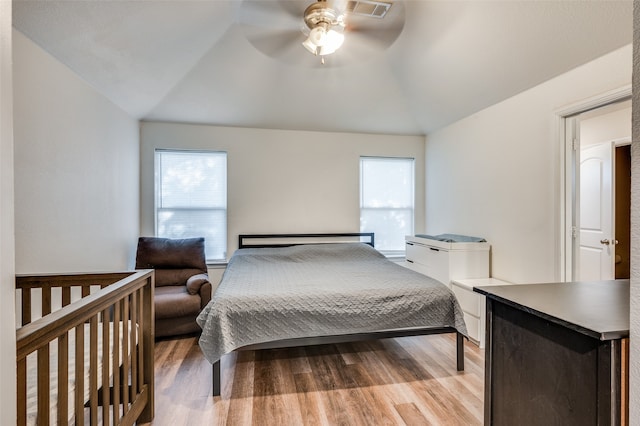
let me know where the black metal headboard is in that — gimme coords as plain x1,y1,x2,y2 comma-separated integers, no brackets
238,233,375,249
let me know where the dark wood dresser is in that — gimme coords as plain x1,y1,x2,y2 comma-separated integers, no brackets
475,280,629,425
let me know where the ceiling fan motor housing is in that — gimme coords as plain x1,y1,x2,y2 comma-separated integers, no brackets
303,1,345,33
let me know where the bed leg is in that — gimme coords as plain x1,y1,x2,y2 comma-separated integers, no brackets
213,360,221,396
456,332,465,371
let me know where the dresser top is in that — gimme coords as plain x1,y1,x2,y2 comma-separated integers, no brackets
474,280,629,340
406,235,490,251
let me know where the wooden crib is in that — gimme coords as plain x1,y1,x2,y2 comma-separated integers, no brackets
16,270,155,425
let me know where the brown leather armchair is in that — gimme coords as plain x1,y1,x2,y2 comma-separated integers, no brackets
135,236,212,338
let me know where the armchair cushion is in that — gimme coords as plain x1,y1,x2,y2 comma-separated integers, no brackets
154,268,205,288
135,237,207,287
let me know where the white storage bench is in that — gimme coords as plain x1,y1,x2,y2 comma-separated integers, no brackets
403,234,493,347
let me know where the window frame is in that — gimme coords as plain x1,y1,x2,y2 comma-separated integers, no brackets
359,156,416,257
154,149,228,263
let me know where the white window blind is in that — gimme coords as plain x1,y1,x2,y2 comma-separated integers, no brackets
155,150,227,262
360,156,414,255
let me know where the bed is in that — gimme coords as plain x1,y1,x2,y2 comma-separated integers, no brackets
196,233,468,396
16,271,155,425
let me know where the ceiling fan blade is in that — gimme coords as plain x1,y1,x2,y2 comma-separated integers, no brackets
245,29,303,58
238,0,303,31
346,25,404,51
277,0,310,19
336,35,381,62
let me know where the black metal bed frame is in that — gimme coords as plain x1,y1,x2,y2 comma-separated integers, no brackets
238,232,375,249
211,233,465,396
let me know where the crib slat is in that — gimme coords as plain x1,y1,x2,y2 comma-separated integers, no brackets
130,291,138,395
21,288,31,326
82,285,90,298
102,308,111,424
62,286,71,307
37,345,50,425
75,324,85,426
90,316,99,424
42,287,52,316
113,301,121,423
17,357,27,426
137,288,144,390
57,332,69,425
122,297,130,410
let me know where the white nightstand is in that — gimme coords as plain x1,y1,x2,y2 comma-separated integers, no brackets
451,278,513,348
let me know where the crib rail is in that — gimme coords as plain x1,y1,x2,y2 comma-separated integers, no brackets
16,270,155,425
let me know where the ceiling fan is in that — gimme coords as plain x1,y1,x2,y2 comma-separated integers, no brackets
238,0,405,66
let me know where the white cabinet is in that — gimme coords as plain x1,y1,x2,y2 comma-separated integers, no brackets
451,277,513,348
404,235,490,288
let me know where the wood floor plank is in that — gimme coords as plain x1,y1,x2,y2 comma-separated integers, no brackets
226,351,254,424
409,373,479,425
293,372,332,425
274,355,306,424
289,346,313,375
344,363,406,424
305,345,362,425
397,336,484,418
359,346,454,424
141,334,484,426
338,342,366,366
395,402,429,425
251,349,304,425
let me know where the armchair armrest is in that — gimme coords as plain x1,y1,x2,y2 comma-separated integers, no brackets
199,282,212,310
186,273,210,295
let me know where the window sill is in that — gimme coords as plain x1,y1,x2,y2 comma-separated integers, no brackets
207,262,228,269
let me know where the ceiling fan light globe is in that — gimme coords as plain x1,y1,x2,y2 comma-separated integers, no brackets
318,46,334,56
324,29,344,51
302,37,318,54
309,26,328,46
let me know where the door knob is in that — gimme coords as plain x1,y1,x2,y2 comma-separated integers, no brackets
600,239,610,245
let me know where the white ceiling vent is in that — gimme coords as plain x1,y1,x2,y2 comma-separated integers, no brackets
346,0,392,19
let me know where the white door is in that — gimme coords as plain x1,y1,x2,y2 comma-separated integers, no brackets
577,141,614,280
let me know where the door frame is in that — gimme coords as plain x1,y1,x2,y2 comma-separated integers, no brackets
557,85,631,281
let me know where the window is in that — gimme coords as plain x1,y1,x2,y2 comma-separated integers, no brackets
155,150,227,262
360,156,414,256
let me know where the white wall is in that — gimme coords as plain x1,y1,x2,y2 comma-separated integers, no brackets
0,2,16,423
629,1,639,420
12,30,140,273
425,44,632,284
140,122,425,258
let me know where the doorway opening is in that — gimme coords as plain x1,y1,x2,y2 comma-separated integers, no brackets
614,144,631,279
564,98,631,281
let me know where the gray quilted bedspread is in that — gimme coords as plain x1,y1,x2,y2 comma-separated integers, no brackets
196,243,467,364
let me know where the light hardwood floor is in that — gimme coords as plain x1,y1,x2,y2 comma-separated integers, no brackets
141,334,484,425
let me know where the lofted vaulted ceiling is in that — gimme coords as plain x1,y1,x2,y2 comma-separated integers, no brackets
12,0,633,135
